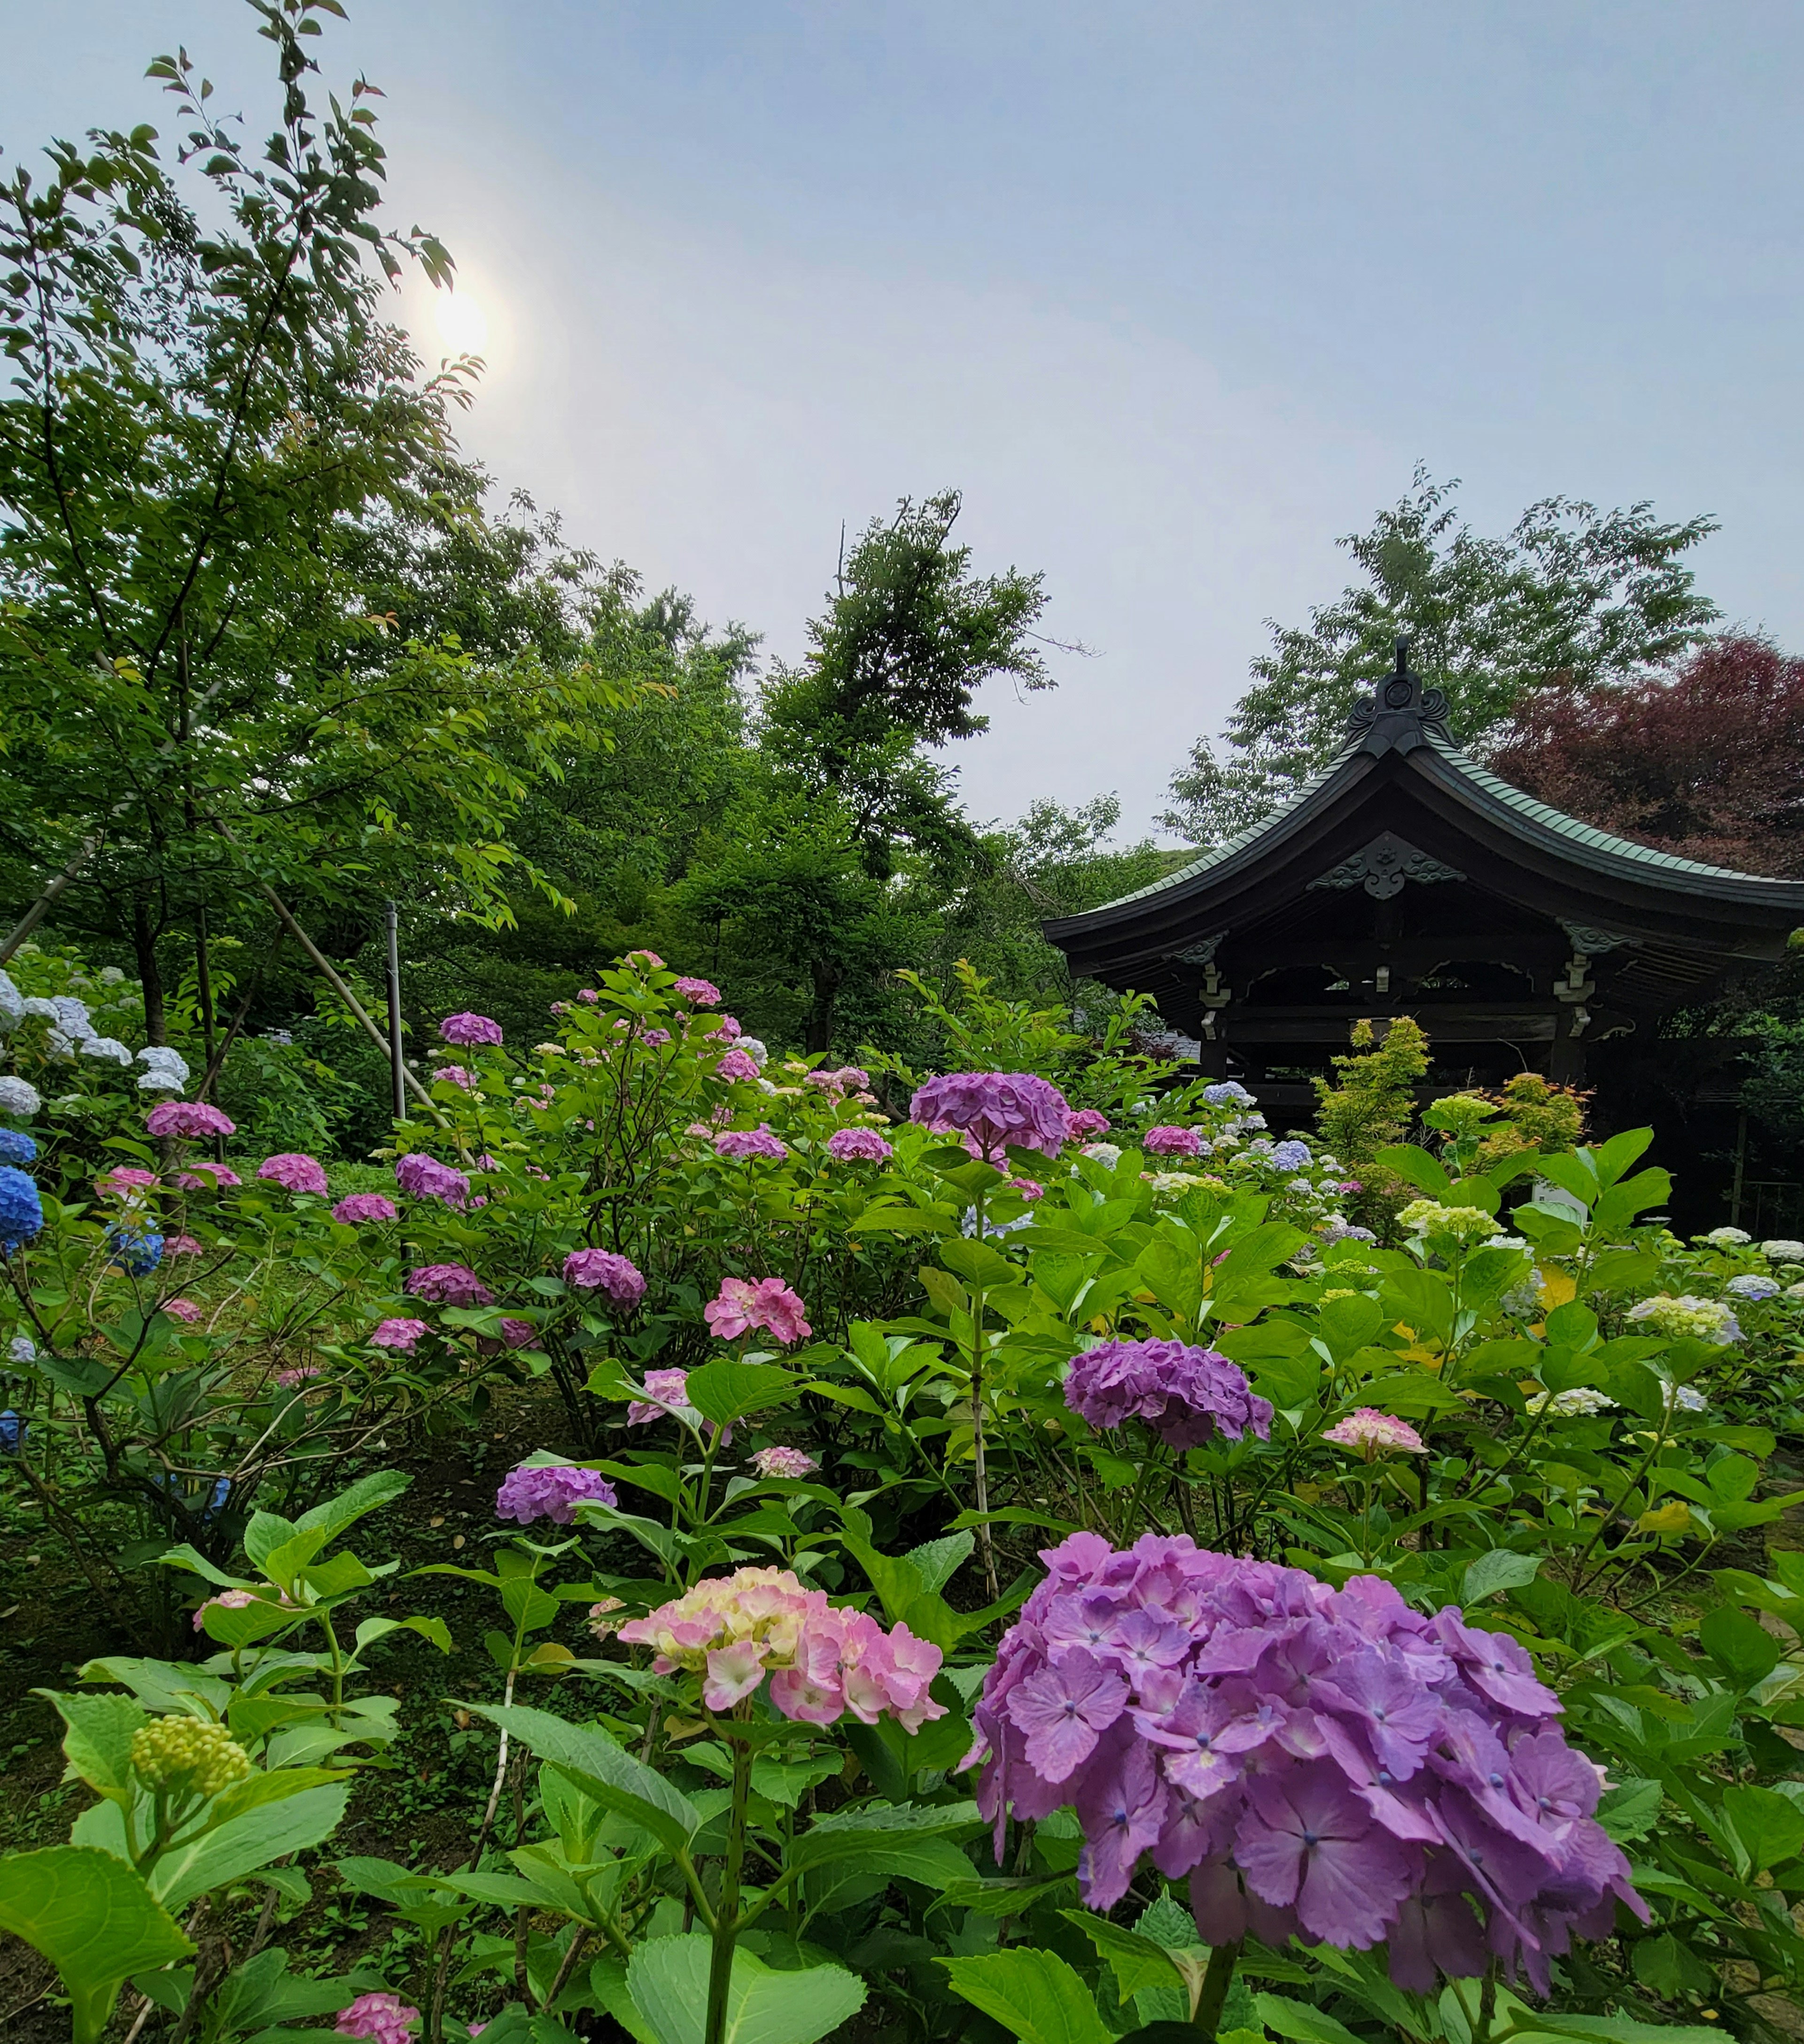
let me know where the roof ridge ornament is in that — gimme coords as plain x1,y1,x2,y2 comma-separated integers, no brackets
1345,637,1454,755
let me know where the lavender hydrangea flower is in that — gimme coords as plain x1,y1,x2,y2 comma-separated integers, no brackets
1065,1340,1273,1450
395,1154,470,1207
713,1125,788,1162
910,1071,1072,1161
966,1532,1645,1990
1270,1138,1313,1170
406,1264,493,1307
496,1461,619,1524
0,1129,36,1167
0,1077,41,1117
562,1247,646,1304
332,1193,398,1225
826,1126,893,1162
1726,1272,1781,1302
439,1013,503,1047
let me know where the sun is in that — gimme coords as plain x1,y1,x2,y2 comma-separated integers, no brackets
433,288,489,357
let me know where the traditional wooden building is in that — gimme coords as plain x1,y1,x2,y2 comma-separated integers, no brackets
1045,645,1804,1113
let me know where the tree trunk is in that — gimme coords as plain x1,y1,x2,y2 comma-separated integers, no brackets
132,894,167,1045
805,960,840,1054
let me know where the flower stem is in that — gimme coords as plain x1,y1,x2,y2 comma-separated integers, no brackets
703,1735,753,2044
1193,1938,1242,2038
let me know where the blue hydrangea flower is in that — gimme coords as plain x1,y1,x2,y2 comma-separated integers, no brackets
0,1129,36,1167
0,1166,44,1252
1726,1272,1781,1303
105,1223,164,1276
0,1410,21,1455
1271,1139,1313,1170
1201,1081,1254,1107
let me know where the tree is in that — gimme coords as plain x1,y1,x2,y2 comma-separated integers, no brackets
1487,634,1804,878
684,492,1059,1050
0,0,631,1034
1162,468,1720,845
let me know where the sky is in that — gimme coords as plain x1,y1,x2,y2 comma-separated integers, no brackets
10,2,1804,841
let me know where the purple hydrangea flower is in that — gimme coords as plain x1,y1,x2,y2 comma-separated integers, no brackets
1143,1125,1204,1157
826,1126,893,1163
332,1193,398,1225
965,1532,1644,1989
1065,1340,1273,1450
439,1013,503,1047
910,1071,1072,1162
563,1247,646,1304
406,1264,493,1307
395,1154,471,1207
714,1125,788,1162
496,1461,619,1524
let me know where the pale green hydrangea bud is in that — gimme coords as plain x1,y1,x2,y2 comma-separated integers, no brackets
130,1716,250,1799
1398,1199,1505,1246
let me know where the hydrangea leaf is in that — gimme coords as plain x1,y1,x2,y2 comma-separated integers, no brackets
939,1948,1114,2044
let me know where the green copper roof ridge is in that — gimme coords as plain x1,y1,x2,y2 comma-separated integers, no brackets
1421,734,1796,886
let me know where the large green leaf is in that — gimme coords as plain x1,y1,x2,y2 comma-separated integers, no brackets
627,1934,866,2044
0,1846,193,2044
466,1703,698,1857
1253,1994,1366,2044
152,1781,350,1911
1723,1784,1804,1873
1462,1551,1541,1605
684,1360,801,1428
939,1948,1114,2044
1061,1909,1189,2002
43,1689,146,1806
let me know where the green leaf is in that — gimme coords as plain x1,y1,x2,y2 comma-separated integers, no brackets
152,1781,351,1912
939,1948,1115,2044
294,1468,411,1542
903,1531,974,1595
464,1703,698,1857
627,1934,865,2044
1723,1784,1804,1872
684,1360,800,1428
43,1690,146,1805
0,1847,193,2044
1253,1994,1367,2044
1596,1778,1662,1843
1516,2013,1722,2044
1700,1605,1781,1687
1462,1551,1541,1604
1374,1144,1452,1198
1061,1910,1187,2001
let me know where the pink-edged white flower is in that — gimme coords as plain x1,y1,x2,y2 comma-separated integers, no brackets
1322,1408,1427,1458
750,1445,819,1480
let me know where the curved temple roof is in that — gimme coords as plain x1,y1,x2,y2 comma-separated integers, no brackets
1047,645,1804,993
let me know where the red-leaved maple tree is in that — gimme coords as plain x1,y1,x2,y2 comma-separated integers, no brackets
1487,635,1804,878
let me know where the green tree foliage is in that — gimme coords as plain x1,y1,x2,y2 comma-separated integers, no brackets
1162,467,1721,845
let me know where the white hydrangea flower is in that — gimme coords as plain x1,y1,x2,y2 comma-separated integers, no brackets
0,1076,40,1116
1703,1226,1751,1248
1760,1239,1804,1263
81,1037,133,1066
738,1037,769,1069
136,1071,184,1093
0,972,21,1031
1788,1281,1804,1300
1399,1199,1505,1246
1145,1171,1206,1194
98,967,125,984
1081,1142,1123,1168
7,1333,34,1364
1662,1382,1707,1413
136,1046,190,1083
50,995,92,1035
21,997,58,1021
1528,1386,1617,1416
44,1029,81,1059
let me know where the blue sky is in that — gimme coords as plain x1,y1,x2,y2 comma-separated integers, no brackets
12,3,1802,837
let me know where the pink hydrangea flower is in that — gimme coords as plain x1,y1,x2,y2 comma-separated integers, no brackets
705,1276,812,1345
193,1587,277,1632
562,1248,646,1305
335,1992,420,2044
575,988,601,1003
826,1126,893,1163
618,1565,945,1730
433,1064,478,1090
674,975,722,1006
705,1014,743,1040
715,1047,761,1083
276,1364,322,1389
146,1100,235,1139
805,1065,870,1096
910,1071,1072,1161
685,1121,715,1138
624,950,665,969
1323,1408,1427,1458
162,1298,202,1323
496,1460,618,1524
713,1125,787,1162
394,1154,470,1207
333,1193,398,1225
628,1367,701,1428
96,1166,160,1198
1008,1178,1044,1200
370,1317,432,1351
257,1153,328,1195
165,1233,204,1256
438,1013,503,1047
1068,1108,1112,1140
750,1445,819,1479
406,1265,492,1307
1142,1124,1204,1157
174,1163,241,1192
639,1028,672,1049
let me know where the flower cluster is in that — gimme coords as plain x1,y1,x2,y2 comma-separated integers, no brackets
130,1716,251,1798
395,1154,469,1206
1068,1108,1111,1140
106,1223,163,1275
910,1071,1072,1161
0,1076,40,1117
136,1045,189,1094
1761,1238,1804,1262
704,1275,811,1344
826,1125,893,1163
333,1193,398,1225
1703,1226,1750,1248
715,1047,762,1083
1527,1386,1617,1418
1143,1124,1205,1158
750,1445,819,1479
439,1012,504,1047
673,975,722,1006
563,1247,646,1304
1399,1201,1506,1247
371,1317,431,1351
1725,1272,1781,1302
406,1264,493,1308
714,1125,788,1162
0,1129,35,1167
627,1368,702,1429
1625,1293,1742,1343
619,1564,945,1729
175,1162,240,1192
257,1153,328,1195
1065,1340,1272,1450
968,1532,1643,1989
146,1100,235,1140
1322,1408,1427,1457
335,1991,420,2044
496,1460,619,1524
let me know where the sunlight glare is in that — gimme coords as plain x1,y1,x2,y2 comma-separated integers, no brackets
434,289,490,357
